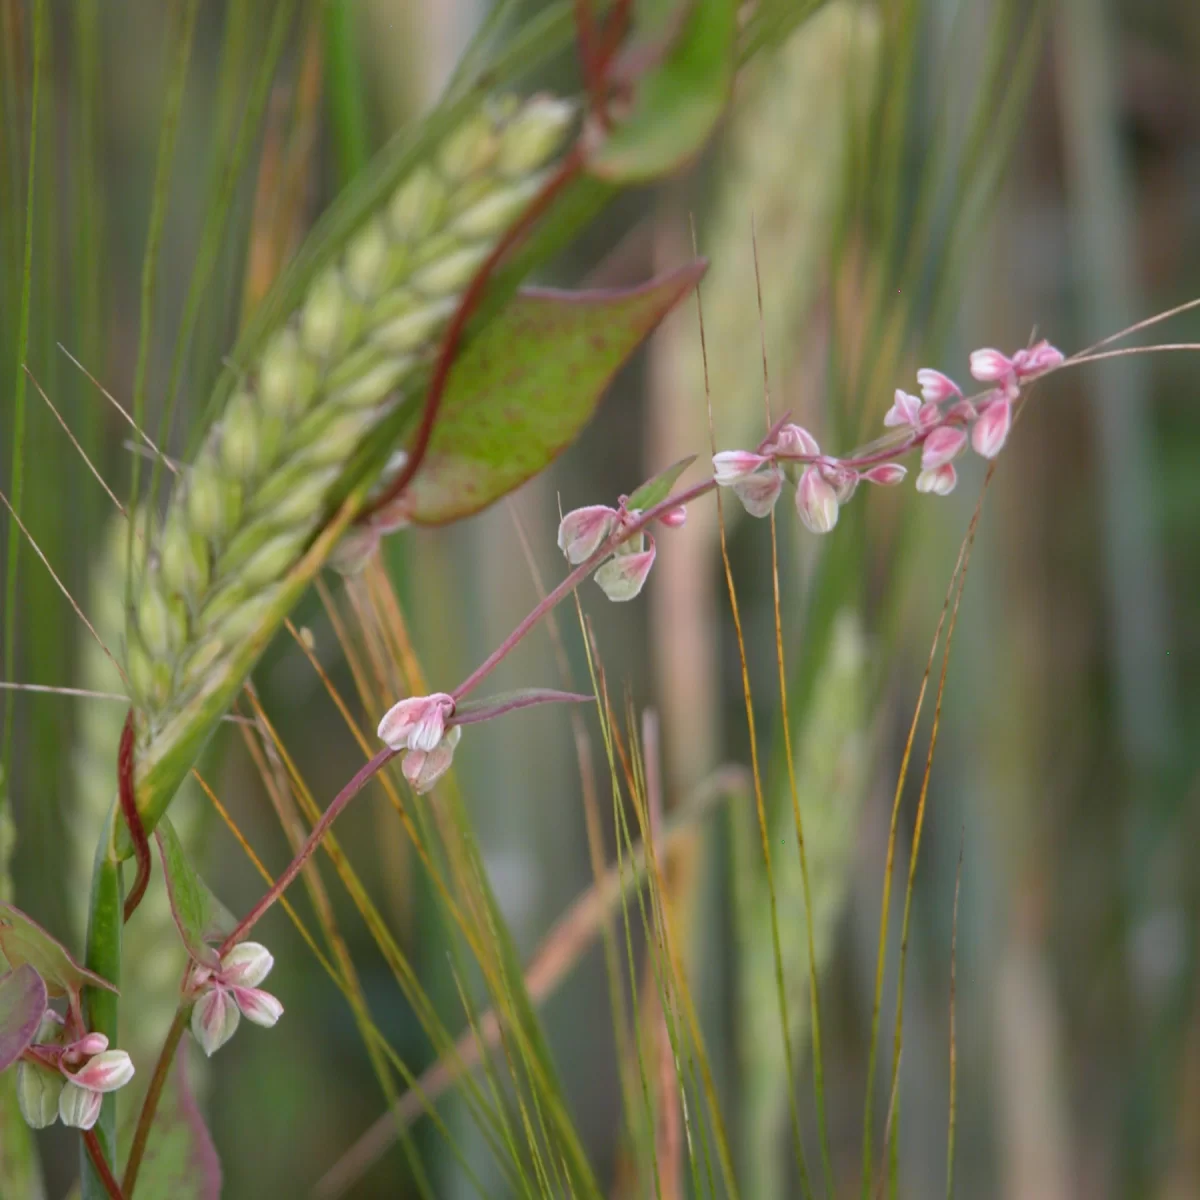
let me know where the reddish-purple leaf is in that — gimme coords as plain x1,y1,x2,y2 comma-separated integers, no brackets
394,262,707,526
0,965,47,1071
452,688,595,727
0,903,116,1000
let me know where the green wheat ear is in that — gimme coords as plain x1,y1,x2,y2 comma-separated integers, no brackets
117,93,575,855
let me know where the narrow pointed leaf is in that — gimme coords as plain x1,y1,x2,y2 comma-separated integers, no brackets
587,0,737,183
394,262,707,525
0,904,115,1000
119,1053,221,1200
155,818,236,969
452,688,594,726
0,966,47,1071
625,454,697,512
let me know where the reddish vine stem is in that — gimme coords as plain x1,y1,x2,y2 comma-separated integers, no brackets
83,1129,125,1200
118,707,151,922
218,746,397,952
357,144,585,524
123,1004,188,1197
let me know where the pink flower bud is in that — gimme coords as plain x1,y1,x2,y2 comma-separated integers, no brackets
916,464,958,495
220,942,274,989
712,450,769,486
819,461,859,504
58,1081,103,1130
1013,339,1064,377
556,504,618,564
657,505,687,529
62,1032,109,1064
377,692,455,753
401,727,461,795
68,1049,135,1094
921,426,967,470
862,463,907,486
192,987,241,1057
594,538,656,601
917,402,942,430
232,987,284,1028
796,466,839,534
884,389,922,428
916,368,962,404
971,395,1012,458
731,465,783,518
768,423,820,458
968,347,1014,383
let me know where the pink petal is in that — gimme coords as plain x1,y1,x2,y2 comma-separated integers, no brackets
232,987,284,1028
712,450,769,486
916,402,942,431
819,461,859,504
796,466,839,534
944,398,978,423
377,692,454,752
1014,339,1064,377
191,987,241,1058
971,396,1012,458
219,942,274,989
657,504,687,529
594,539,656,601
556,505,618,564
401,727,461,795
969,348,1014,382
916,368,961,404
58,1081,103,1130
862,463,907,486
768,423,820,458
915,464,958,496
921,426,967,470
731,466,783,518
883,389,921,428
68,1049,134,1094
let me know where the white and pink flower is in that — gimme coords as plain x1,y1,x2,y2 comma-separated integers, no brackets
189,941,283,1058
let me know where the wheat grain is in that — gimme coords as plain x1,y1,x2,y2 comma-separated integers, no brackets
115,94,575,856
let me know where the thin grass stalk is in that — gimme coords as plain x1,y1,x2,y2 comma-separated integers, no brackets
884,470,991,1196
946,832,963,1199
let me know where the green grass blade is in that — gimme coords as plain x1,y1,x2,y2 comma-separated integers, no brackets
324,0,371,185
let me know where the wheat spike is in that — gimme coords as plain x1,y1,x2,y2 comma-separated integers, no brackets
114,95,574,854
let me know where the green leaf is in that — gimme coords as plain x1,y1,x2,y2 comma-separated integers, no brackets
395,262,707,526
586,0,737,183
0,903,116,1001
120,1054,221,1200
0,965,47,1071
625,454,697,512
155,818,235,969
452,688,594,726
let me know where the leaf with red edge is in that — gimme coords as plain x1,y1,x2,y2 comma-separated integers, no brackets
155,817,236,969
452,688,594,727
120,1052,221,1200
394,261,707,525
0,965,47,1072
0,903,116,1000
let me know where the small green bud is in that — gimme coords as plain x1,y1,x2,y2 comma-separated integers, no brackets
259,327,318,416
372,297,457,355
387,166,446,243
17,1061,64,1129
498,95,575,176
301,268,349,359
327,356,416,410
126,635,171,711
136,581,176,659
160,513,210,597
439,111,499,182
287,409,377,471
186,465,242,543
250,465,340,525
220,390,262,479
411,244,491,296
175,636,225,696
344,217,391,300
233,530,309,591
454,175,544,240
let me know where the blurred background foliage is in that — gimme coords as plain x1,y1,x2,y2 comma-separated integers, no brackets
2,0,1199,1196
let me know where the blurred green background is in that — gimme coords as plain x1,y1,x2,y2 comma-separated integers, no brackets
2,1,1199,1196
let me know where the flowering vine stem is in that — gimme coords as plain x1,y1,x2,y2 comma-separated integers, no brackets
122,1005,188,1198
118,707,150,923
83,1129,124,1200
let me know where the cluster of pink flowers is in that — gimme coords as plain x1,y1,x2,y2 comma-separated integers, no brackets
17,1010,136,1130
188,941,284,1057
714,339,1064,529
376,691,462,793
